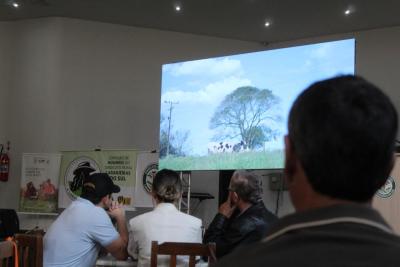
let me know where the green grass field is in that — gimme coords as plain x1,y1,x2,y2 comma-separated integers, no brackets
159,150,284,171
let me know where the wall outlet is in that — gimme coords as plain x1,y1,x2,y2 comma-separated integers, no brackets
268,172,288,191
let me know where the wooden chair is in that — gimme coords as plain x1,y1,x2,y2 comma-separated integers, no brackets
14,233,43,267
150,241,216,267
0,240,15,267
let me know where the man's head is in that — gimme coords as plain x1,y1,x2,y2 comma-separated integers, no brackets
229,170,262,205
286,75,398,206
152,169,182,204
81,173,120,206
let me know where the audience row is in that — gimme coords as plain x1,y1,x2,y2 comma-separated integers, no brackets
43,75,400,267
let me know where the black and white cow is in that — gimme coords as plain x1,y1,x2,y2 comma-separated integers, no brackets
207,141,233,154
232,140,249,152
208,140,249,154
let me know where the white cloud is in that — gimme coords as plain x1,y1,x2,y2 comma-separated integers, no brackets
298,42,343,76
310,42,334,59
162,76,252,107
168,58,243,77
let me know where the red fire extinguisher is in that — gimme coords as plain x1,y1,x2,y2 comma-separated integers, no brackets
0,142,10,182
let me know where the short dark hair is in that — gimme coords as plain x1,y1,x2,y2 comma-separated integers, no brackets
152,169,182,203
80,173,120,204
80,188,103,204
230,170,262,204
288,75,398,202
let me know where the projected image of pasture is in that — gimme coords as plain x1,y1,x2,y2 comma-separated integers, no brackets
159,39,355,171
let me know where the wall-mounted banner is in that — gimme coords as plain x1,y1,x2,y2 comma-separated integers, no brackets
58,150,137,208
134,151,159,207
19,153,62,213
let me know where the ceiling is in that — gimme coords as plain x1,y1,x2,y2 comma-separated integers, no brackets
1,0,400,43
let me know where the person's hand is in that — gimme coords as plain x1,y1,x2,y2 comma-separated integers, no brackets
107,200,125,220
219,195,236,218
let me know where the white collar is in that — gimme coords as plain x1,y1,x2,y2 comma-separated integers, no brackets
154,202,179,212
263,216,394,243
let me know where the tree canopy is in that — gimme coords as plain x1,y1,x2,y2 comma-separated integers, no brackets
209,86,281,149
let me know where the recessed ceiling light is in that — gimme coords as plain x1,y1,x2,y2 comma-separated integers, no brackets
175,5,181,12
264,21,271,27
12,2,19,8
344,6,355,16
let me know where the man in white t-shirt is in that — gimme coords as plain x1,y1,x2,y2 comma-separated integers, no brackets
44,173,128,267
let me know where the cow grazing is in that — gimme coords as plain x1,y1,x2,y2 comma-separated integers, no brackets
232,141,249,152
207,141,233,154
207,142,220,154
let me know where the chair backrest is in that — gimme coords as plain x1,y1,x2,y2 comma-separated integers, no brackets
15,233,43,267
150,241,216,267
0,240,15,267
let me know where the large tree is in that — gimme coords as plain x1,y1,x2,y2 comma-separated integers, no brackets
209,86,281,149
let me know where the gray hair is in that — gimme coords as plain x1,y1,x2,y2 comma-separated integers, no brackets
229,170,262,204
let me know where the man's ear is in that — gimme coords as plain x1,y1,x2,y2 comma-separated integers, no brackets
377,153,396,189
231,191,239,204
99,195,109,208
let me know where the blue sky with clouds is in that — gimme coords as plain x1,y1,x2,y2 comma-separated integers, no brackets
160,39,355,156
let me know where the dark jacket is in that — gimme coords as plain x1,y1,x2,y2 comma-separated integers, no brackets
214,204,400,267
203,201,277,258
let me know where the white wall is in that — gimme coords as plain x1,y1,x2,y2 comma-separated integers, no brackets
1,18,400,229
356,26,400,116
0,22,15,201
0,22,13,145
1,18,64,210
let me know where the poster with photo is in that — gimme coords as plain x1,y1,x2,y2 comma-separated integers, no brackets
58,150,137,208
19,153,62,213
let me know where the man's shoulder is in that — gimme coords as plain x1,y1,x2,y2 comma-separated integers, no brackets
69,203,111,228
229,204,276,237
215,231,400,267
213,241,276,267
248,202,277,221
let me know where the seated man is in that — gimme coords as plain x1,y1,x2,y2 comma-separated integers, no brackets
215,75,400,267
203,170,277,258
44,173,128,267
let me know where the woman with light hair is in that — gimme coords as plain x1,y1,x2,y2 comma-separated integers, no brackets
128,169,202,267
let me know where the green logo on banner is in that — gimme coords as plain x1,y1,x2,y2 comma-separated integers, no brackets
143,163,158,193
377,176,396,198
64,157,100,200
